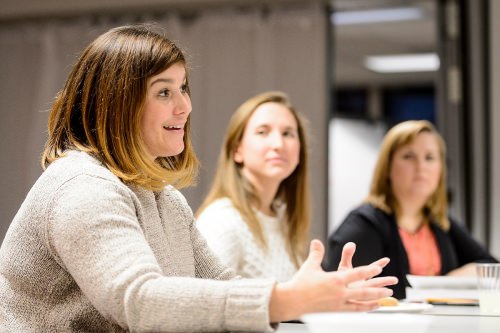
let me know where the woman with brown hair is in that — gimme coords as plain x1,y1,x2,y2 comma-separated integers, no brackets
0,24,396,332
196,91,310,282
323,120,497,299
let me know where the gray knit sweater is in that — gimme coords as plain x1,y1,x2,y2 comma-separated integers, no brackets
0,151,275,332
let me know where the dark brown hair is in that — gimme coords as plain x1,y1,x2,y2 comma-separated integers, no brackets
42,24,199,190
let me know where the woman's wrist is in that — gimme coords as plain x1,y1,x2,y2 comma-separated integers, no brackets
269,281,303,323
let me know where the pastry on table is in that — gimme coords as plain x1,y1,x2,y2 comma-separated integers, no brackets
377,296,399,306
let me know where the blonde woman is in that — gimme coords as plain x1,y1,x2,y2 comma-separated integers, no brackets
323,120,497,299
196,92,310,282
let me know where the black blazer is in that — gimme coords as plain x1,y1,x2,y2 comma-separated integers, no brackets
322,203,498,299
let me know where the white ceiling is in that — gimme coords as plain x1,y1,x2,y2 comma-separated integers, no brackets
332,0,438,86
1,0,437,87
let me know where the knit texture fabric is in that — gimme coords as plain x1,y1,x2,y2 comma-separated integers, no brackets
0,151,275,332
196,198,298,282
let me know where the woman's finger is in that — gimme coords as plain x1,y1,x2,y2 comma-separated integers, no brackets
345,299,381,311
369,257,390,269
357,276,399,288
343,286,393,301
337,264,383,286
337,242,356,271
302,239,325,270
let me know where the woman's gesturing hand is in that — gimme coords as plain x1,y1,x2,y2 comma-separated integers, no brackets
269,240,398,323
337,242,394,289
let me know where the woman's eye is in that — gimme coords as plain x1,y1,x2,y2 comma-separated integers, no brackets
402,153,414,160
426,154,436,161
159,89,171,97
255,128,268,135
180,84,188,93
283,130,296,138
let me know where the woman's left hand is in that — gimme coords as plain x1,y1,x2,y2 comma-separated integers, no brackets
337,242,390,272
337,242,391,288
446,263,477,276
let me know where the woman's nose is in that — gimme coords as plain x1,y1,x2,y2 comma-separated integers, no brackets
270,132,284,148
174,93,191,115
416,157,427,170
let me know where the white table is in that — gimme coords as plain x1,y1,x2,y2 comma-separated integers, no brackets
276,305,500,333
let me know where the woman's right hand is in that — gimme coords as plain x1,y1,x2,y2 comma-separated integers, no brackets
269,239,398,323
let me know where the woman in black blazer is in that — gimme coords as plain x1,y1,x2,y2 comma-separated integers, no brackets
323,120,497,299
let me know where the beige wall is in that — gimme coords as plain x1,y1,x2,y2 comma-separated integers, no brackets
0,2,329,243
0,0,314,20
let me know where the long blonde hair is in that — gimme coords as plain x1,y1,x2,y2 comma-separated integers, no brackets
42,24,199,191
196,91,311,267
365,120,449,230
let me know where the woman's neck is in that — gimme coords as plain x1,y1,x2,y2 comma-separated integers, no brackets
248,177,280,216
396,202,426,233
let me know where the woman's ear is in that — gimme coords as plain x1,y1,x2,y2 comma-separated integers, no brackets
234,146,243,164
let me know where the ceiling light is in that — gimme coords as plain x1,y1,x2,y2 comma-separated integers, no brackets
331,7,425,25
364,53,440,73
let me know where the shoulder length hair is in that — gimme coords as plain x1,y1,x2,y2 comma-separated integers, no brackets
42,24,198,191
196,91,311,267
365,120,449,230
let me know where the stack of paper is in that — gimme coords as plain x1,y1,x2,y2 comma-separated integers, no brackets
405,275,479,302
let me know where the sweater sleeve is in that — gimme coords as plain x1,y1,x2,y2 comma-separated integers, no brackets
191,213,238,280
196,201,245,273
46,175,275,332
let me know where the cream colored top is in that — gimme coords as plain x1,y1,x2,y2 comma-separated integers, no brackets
196,198,298,282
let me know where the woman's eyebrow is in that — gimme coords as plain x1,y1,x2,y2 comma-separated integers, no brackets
149,78,174,87
150,75,187,87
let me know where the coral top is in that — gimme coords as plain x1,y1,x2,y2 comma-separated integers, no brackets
399,223,442,275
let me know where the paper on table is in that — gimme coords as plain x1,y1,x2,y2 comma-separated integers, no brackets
406,275,477,289
406,287,479,301
405,274,479,301
302,312,431,333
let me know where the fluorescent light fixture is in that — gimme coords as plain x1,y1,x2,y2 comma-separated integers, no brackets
332,7,424,25
364,53,440,73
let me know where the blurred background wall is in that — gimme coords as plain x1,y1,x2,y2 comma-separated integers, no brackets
0,0,329,243
328,0,500,258
1,0,499,257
